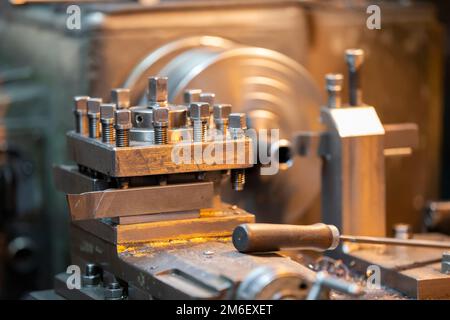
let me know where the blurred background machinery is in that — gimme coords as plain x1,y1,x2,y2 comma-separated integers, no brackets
0,0,447,298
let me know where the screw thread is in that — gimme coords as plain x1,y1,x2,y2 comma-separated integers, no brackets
154,125,169,145
116,129,130,147
215,121,228,137
231,169,245,191
88,117,100,138
102,122,115,143
193,120,207,142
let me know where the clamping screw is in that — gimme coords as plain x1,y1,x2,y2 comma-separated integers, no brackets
111,88,131,110
229,113,247,191
73,96,90,135
184,89,202,123
325,74,344,109
200,92,215,129
229,113,247,139
87,98,102,139
231,169,246,192
345,48,364,106
153,106,169,145
148,77,168,108
190,102,210,142
213,104,232,136
100,103,116,144
114,109,132,147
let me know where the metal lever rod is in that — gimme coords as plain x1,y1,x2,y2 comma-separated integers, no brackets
339,235,450,249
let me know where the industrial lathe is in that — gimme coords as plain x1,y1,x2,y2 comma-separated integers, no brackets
28,47,450,300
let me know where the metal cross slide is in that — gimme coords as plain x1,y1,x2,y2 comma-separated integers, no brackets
66,182,214,221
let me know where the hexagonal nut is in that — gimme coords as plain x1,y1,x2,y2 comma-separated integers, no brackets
190,102,210,120
153,106,169,126
87,98,102,115
100,103,116,121
213,104,232,121
148,77,168,103
111,88,130,109
104,283,123,300
229,113,247,129
114,109,132,130
73,96,90,113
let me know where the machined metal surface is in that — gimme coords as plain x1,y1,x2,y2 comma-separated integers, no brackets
66,131,253,177
319,105,386,236
342,233,450,299
69,224,315,299
74,206,255,245
67,182,214,221
53,165,109,194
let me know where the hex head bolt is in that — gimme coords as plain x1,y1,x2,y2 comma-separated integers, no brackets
153,107,169,145
200,92,215,129
229,113,247,191
213,104,232,136
87,98,102,139
345,48,364,106
111,88,131,109
325,73,344,109
73,96,90,135
184,89,202,124
82,263,101,287
100,103,116,144
190,102,210,142
183,89,202,105
148,76,168,108
114,109,132,147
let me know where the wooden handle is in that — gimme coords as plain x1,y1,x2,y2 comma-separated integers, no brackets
232,223,340,253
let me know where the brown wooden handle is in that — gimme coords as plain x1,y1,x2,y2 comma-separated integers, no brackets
232,223,340,253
